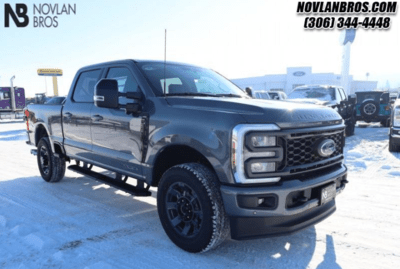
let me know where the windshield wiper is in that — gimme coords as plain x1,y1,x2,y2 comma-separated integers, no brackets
215,93,242,98
165,92,217,97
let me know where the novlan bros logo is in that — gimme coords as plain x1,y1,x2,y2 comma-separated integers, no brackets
4,3,76,28
4,4,29,27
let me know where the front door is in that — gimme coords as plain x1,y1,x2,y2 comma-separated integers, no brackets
63,69,102,159
90,67,143,178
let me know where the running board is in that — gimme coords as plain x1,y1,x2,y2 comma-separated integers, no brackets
68,165,151,197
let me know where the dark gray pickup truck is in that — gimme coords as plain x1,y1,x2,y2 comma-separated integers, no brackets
25,60,348,253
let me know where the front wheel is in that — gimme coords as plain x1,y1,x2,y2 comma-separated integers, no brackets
37,137,66,182
157,163,229,253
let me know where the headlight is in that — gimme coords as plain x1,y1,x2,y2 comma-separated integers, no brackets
250,135,276,147
394,108,400,127
231,124,281,184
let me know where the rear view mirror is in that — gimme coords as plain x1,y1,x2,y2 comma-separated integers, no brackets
94,79,119,108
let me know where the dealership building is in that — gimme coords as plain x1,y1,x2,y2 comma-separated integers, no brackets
231,67,377,95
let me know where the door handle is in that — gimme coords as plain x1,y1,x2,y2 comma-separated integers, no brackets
91,115,103,122
64,112,72,119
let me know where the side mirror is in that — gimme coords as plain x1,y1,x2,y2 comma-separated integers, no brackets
348,94,357,104
94,79,119,108
245,87,253,97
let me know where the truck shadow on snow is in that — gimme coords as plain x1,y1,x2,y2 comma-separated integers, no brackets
1,174,341,268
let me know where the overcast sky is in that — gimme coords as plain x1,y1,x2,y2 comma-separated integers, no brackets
0,0,399,97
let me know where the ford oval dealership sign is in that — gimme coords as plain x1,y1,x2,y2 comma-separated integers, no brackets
293,71,305,76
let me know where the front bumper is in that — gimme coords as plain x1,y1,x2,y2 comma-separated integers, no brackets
220,163,347,240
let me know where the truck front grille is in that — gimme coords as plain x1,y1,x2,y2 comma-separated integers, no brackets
286,130,344,167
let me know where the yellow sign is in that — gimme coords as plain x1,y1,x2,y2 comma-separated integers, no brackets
37,69,63,76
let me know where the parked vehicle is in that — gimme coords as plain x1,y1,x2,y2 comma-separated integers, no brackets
268,91,287,100
287,85,357,136
253,90,271,99
25,60,348,253
245,87,271,99
355,91,391,127
389,99,400,152
389,92,397,102
0,85,26,120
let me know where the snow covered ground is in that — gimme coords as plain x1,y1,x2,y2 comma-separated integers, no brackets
0,120,399,269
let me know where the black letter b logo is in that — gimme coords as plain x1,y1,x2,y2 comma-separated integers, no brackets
5,4,29,27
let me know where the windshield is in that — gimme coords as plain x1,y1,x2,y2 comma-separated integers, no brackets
136,62,248,97
288,87,335,101
268,92,278,99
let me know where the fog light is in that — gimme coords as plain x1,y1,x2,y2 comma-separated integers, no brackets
251,135,276,147
251,162,275,173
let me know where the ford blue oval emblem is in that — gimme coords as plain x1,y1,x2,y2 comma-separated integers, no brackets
317,139,336,157
293,71,305,77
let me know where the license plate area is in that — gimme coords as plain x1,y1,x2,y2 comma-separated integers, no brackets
320,183,336,205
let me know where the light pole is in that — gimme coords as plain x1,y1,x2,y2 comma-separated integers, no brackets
339,29,356,95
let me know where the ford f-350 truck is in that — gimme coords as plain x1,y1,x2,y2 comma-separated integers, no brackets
25,60,348,253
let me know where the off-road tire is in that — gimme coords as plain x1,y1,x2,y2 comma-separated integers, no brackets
389,137,399,152
37,137,66,182
157,163,229,253
360,100,379,120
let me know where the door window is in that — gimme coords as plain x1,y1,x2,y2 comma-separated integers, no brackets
106,67,140,105
73,70,102,103
338,88,346,101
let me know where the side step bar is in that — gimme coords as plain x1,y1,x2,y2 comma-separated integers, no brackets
68,165,152,197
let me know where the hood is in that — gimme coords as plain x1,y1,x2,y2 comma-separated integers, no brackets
166,97,342,128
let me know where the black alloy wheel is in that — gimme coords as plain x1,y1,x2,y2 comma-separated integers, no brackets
37,137,66,183
39,145,50,176
166,182,203,238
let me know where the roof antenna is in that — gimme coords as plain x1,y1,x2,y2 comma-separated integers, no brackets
164,29,167,98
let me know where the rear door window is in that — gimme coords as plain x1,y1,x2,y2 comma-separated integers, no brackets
73,70,102,103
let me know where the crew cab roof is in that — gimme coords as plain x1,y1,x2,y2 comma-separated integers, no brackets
79,59,203,70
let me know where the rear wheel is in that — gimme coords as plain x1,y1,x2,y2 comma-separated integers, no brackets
360,100,379,122
157,163,229,253
37,137,66,182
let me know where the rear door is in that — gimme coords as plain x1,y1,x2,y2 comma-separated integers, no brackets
63,69,102,158
89,66,143,178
